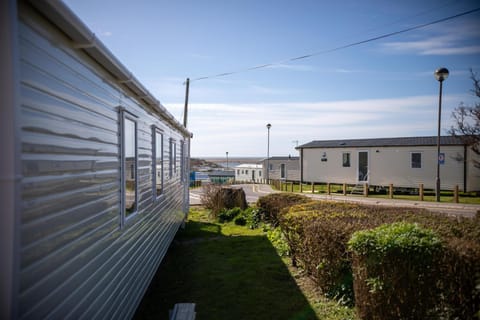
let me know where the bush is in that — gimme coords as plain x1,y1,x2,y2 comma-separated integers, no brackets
279,201,375,305
275,199,480,316
218,207,243,223
437,238,480,319
234,216,247,226
256,193,310,226
349,222,443,320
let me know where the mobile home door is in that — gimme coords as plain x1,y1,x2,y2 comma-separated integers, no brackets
358,151,368,182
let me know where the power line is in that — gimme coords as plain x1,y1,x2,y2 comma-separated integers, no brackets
190,7,480,83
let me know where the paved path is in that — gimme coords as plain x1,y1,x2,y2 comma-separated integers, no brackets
190,184,480,217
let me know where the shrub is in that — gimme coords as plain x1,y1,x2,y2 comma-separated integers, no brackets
279,201,375,305
218,207,243,223
349,222,443,320
276,199,480,316
256,193,310,226
437,238,480,319
234,216,247,226
266,227,290,257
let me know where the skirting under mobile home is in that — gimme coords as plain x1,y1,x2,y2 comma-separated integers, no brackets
1,0,190,319
297,136,480,192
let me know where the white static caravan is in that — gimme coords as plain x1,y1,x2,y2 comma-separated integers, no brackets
297,136,480,192
235,164,263,183
1,1,191,319
261,156,300,182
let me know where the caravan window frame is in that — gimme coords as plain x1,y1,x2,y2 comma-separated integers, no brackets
411,152,422,169
120,109,139,228
152,127,164,199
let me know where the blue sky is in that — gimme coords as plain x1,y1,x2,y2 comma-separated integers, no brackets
63,0,480,157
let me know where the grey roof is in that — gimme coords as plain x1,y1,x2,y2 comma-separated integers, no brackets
297,136,467,149
263,156,300,161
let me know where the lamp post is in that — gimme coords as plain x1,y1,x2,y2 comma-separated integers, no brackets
266,123,271,184
226,151,229,169
434,67,449,202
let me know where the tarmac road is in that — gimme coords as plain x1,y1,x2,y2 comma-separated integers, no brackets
190,184,480,217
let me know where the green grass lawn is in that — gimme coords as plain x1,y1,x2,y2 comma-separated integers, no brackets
134,208,357,320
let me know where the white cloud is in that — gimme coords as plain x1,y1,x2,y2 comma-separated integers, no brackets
381,19,480,56
185,94,468,156
383,37,480,56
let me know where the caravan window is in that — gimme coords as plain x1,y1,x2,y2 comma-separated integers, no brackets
342,153,351,167
180,140,186,183
153,128,163,197
121,113,138,221
280,163,286,178
411,152,422,168
169,139,176,178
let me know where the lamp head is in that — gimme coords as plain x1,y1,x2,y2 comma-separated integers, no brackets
434,67,449,82
266,123,271,129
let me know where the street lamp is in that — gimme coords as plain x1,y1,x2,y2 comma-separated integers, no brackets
434,67,449,202
266,123,271,184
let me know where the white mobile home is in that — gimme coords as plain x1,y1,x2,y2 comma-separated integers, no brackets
297,136,480,192
235,164,263,183
261,156,300,181
1,0,190,318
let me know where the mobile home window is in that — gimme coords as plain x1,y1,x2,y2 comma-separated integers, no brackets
342,153,351,167
180,141,185,182
122,114,137,219
153,128,163,197
280,163,286,179
411,152,422,168
169,139,176,178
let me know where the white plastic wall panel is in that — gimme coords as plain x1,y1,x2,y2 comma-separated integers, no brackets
17,6,188,319
302,145,469,191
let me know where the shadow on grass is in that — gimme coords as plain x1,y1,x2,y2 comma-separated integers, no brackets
134,220,317,320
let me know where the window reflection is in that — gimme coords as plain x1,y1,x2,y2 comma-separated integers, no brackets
124,117,136,215
155,130,163,196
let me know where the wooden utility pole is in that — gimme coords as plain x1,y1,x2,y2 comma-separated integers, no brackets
183,78,190,128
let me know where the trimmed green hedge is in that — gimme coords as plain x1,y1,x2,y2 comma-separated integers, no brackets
349,222,443,319
255,193,310,226
257,194,480,318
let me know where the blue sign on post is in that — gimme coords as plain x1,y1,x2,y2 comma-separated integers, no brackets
438,153,445,165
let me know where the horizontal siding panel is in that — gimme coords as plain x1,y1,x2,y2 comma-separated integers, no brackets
58,220,174,319
22,170,117,200
21,197,118,265
19,224,121,320
21,85,117,135
20,66,117,122
20,25,120,113
77,214,177,318
22,155,117,177
21,181,118,224
21,102,117,146
22,132,117,157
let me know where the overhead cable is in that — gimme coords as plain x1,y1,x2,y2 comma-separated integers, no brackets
189,7,480,83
